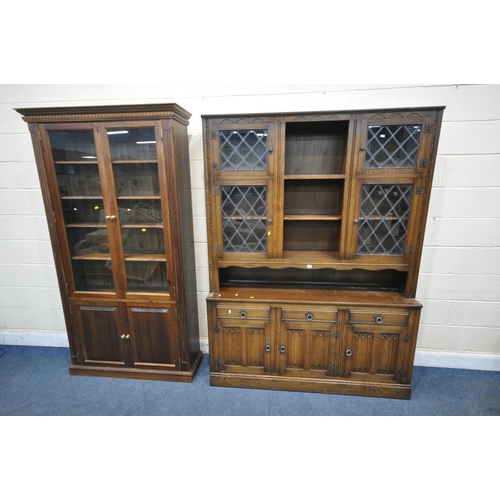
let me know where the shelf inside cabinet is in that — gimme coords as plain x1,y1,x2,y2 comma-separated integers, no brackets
66,223,107,228
283,219,341,253
283,215,342,221
282,250,339,260
54,161,99,165
112,160,158,164
116,196,161,200
124,254,167,262
72,253,111,260
285,121,348,176
61,196,103,200
284,174,346,180
284,179,344,218
121,223,164,228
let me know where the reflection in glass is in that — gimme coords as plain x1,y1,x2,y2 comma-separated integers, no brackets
121,228,165,255
72,260,114,292
108,128,157,161
61,199,104,225
55,164,102,197
117,199,162,224
68,222,111,258
220,130,268,171
113,163,160,197
125,261,168,292
356,184,413,255
365,125,421,168
49,131,97,162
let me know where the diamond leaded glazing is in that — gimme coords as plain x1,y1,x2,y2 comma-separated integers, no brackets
356,184,413,255
221,186,267,253
365,125,421,168
219,130,268,171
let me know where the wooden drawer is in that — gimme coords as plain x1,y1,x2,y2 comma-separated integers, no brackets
349,309,409,326
281,308,338,323
216,305,271,320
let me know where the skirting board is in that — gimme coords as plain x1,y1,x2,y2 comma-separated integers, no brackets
1,332,499,372
413,350,500,372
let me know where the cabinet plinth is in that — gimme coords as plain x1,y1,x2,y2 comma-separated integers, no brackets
203,107,444,398
18,103,201,381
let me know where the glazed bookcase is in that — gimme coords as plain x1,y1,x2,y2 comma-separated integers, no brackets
203,106,444,399
17,104,201,381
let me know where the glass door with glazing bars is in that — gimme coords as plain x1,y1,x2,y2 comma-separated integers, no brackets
44,121,174,299
211,124,278,260
349,117,432,263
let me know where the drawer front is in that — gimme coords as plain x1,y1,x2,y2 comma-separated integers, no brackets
281,308,338,323
349,309,409,326
216,305,271,320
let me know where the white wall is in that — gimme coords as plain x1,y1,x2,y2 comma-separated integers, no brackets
1,84,499,370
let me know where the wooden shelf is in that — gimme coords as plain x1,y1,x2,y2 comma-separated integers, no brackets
112,160,157,164
54,160,98,164
72,253,110,260
284,174,345,180
66,223,106,228
124,254,166,262
61,196,103,200
282,250,340,261
121,224,163,228
284,215,342,221
116,196,161,200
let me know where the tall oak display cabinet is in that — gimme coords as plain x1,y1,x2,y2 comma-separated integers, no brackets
17,104,202,381
203,106,444,399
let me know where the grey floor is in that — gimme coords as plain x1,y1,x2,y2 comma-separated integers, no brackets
1,345,499,416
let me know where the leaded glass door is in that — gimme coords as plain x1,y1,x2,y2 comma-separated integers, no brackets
216,181,273,258
348,116,432,261
358,117,432,173
355,183,414,256
211,123,277,260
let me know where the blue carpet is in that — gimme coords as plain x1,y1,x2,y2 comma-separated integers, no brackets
1,345,499,416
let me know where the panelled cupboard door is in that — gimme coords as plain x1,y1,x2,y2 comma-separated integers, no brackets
343,324,410,384
279,306,342,378
279,320,342,378
214,319,272,375
39,121,175,300
73,302,181,370
128,306,180,370
73,303,128,368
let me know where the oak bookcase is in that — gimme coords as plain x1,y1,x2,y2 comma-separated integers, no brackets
17,104,202,381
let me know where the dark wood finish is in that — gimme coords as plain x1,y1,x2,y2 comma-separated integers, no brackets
17,104,201,382
203,107,444,398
